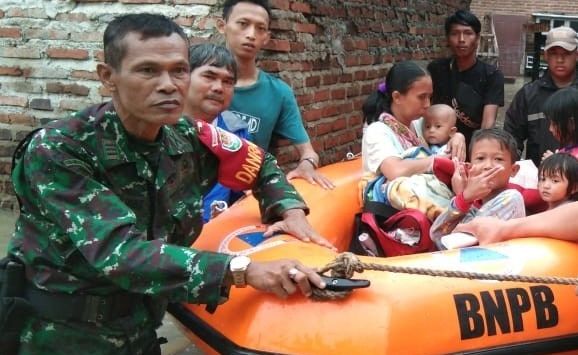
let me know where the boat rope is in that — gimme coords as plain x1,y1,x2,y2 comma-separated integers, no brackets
311,252,578,301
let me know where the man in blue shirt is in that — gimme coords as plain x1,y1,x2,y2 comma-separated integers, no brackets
183,43,250,222
217,0,334,189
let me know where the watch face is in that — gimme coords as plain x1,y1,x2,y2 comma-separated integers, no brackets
230,255,251,271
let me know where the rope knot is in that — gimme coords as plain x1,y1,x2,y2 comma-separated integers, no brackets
328,252,363,278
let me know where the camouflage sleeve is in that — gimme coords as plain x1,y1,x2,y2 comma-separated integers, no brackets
16,129,231,307
252,152,309,224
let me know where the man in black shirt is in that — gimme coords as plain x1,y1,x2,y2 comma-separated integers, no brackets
428,10,505,145
504,26,578,166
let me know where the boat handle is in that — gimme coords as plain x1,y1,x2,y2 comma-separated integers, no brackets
318,275,370,291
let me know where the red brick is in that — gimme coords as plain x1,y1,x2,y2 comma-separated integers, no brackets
120,0,162,2
46,48,89,60
0,66,23,76
0,96,28,107
290,42,305,52
294,23,316,34
332,118,347,131
0,27,21,38
0,113,35,125
302,108,323,122
270,0,290,10
259,60,281,72
270,19,293,31
295,93,313,106
315,122,333,135
71,70,99,81
94,50,105,62
0,47,40,59
331,88,346,100
305,75,320,87
55,13,89,22
354,70,367,81
313,89,330,102
263,39,291,52
290,2,311,13
46,83,90,96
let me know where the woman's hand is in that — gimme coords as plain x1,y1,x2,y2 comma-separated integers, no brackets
446,132,466,162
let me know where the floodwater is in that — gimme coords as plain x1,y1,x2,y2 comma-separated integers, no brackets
0,209,199,355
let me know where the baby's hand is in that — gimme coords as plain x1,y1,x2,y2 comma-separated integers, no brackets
462,165,504,202
450,157,468,195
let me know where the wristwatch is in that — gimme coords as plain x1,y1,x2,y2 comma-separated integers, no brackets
229,255,251,288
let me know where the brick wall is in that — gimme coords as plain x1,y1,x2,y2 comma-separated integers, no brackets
471,0,578,17
0,0,469,210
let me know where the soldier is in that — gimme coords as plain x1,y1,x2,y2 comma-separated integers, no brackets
4,13,332,354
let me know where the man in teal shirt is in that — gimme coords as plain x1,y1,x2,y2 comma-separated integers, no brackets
217,0,334,189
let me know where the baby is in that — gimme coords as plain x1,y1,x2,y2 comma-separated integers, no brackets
422,104,457,156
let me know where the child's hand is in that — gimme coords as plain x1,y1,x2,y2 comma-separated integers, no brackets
450,157,468,195
462,165,504,202
541,150,554,162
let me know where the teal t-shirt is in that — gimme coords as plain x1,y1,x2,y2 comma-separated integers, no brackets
229,70,309,150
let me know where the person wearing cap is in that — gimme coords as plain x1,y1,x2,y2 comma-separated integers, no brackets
504,26,578,167
427,10,505,145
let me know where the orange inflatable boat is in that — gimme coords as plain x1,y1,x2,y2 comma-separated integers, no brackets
168,158,578,355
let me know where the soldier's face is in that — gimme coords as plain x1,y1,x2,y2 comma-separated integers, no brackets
186,64,235,122
98,32,190,140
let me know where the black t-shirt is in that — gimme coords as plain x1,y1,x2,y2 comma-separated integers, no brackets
427,58,505,144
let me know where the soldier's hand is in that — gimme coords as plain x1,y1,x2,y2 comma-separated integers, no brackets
286,162,335,190
246,259,326,298
264,208,337,251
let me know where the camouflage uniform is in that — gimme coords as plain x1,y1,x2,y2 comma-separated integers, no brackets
8,102,307,354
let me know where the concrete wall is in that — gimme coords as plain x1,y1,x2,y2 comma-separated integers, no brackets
0,0,469,209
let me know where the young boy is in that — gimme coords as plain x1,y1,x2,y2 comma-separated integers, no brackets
430,128,526,246
422,104,458,156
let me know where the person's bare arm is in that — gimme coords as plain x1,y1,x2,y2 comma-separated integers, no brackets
286,142,335,189
455,201,578,244
481,104,499,129
379,155,433,181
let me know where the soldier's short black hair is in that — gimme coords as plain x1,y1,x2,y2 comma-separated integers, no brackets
445,10,481,35
539,153,578,198
222,0,272,22
104,13,188,70
469,128,519,163
189,43,237,82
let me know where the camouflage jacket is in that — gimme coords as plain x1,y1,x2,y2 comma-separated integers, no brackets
9,101,307,308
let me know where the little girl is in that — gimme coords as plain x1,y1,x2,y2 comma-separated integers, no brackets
543,87,578,159
538,153,578,210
